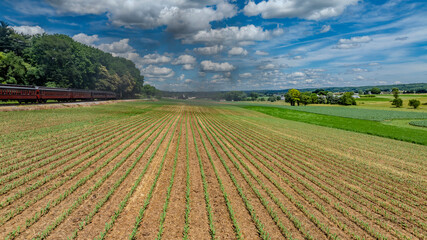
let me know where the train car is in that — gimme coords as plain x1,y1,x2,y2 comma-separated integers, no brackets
0,84,116,103
71,90,92,101
0,84,38,103
38,87,72,103
91,90,117,100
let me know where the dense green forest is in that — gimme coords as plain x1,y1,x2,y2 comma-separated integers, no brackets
0,21,145,98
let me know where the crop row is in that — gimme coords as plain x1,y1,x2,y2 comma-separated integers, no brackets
0,116,125,165
0,113,158,212
0,114,160,226
198,112,340,239
4,111,174,239
212,113,409,237
128,112,181,239
225,113,426,226
208,110,421,239
0,115,133,172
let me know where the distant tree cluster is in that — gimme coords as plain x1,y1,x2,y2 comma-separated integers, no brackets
0,21,147,98
222,91,247,101
285,89,356,106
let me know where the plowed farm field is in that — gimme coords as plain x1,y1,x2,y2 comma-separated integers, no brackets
0,101,426,240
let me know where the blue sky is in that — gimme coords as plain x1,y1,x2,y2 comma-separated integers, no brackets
1,0,427,91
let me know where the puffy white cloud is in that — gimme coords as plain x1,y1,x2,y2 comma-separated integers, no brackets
352,68,368,72
335,36,372,49
97,39,135,55
12,25,45,35
288,72,306,78
200,60,235,72
183,64,195,70
354,75,365,80
141,65,175,78
243,0,358,20
228,47,248,56
177,74,185,81
239,73,253,78
194,45,223,55
259,63,276,70
172,54,196,70
172,54,196,64
320,25,331,33
140,53,172,64
72,33,99,46
46,0,236,35
255,50,269,56
184,24,282,45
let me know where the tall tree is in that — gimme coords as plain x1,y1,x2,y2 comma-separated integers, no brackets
285,89,301,106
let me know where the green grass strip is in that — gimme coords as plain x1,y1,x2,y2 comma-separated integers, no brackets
242,105,427,145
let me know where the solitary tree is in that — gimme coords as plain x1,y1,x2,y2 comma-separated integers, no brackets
408,99,421,109
392,87,399,99
392,98,403,108
285,89,301,106
391,87,403,108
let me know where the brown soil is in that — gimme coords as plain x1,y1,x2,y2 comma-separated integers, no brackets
47,113,176,240
2,103,426,240
1,113,166,239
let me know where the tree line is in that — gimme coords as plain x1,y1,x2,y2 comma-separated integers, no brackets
0,21,156,99
222,89,357,106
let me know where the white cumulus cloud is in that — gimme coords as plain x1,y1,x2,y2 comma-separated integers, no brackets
172,54,196,69
46,0,237,35
12,25,45,35
243,0,358,20
185,24,282,45
228,47,248,56
255,50,269,56
320,25,331,33
200,60,235,72
139,53,172,64
72,33,99,46
97,39,135,55
194,45,224,55
172,54,196,64
335,36,372,49
239,73,253,78
142,65,175,78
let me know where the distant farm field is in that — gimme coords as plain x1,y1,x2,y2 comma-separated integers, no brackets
247,104,427,121
0,101,426,239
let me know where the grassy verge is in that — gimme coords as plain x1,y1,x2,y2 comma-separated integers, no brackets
242,105,427,145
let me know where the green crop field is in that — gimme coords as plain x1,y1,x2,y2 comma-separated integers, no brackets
242,104,427,121
409,120,427,128
0,101,426,240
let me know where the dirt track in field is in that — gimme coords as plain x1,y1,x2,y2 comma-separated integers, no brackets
1,102,426,239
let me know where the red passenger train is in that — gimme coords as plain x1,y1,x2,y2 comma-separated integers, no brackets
0,84,116,104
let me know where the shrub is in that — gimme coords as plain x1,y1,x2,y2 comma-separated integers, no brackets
408,99,421,109
392,98,403,108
